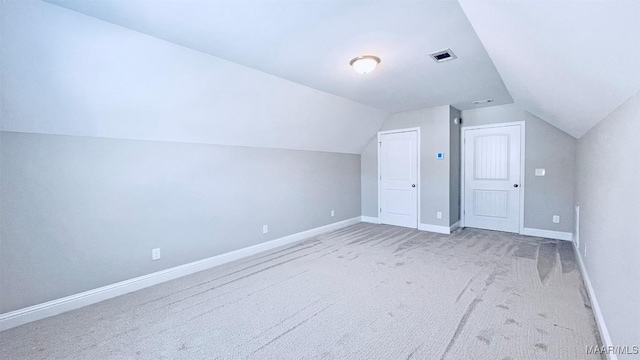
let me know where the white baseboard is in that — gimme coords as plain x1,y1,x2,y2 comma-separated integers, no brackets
361,216,381,224
450,221,460,232
418,223,451,234
521,227,573,241
362,219,457,235
573,242,617,360
0,217,361,332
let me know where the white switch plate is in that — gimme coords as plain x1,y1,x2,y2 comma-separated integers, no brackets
552,215,560,223
331,210,335,217
436,211,442,219
535,168,546,176
263,225,268,234
152,248,160,260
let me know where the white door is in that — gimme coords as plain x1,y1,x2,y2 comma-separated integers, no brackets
379,130,418,228
463,124,522,233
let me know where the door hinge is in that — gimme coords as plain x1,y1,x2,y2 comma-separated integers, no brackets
380,208,382,213
379,142,382,147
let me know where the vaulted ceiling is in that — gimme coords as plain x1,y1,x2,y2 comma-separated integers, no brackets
43,0,513,113
459,0,640,138
37,0,640,138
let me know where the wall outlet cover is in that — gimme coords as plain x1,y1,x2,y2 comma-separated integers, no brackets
152,248,161,261
535,168,546,176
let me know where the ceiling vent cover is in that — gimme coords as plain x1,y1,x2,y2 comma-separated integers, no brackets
429,48,457,63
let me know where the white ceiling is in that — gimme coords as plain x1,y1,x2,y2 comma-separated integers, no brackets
43,0,512,113
43,0,640,138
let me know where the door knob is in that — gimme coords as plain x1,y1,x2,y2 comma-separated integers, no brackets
513,184,519,188
412,184,416,188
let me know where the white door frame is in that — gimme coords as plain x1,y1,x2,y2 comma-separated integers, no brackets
377,127,421,228
460,121,525,234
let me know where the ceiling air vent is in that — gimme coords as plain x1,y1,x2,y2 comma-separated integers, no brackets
429,48,457,63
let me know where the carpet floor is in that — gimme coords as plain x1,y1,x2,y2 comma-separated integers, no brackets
0,223,603,359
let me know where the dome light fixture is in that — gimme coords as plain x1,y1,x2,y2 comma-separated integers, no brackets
349,55,381,74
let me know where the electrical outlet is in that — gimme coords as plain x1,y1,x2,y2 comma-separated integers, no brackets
552,215,560,223
152,248,161,261
263,225,268,234
331,210,335,217
437,212,442,219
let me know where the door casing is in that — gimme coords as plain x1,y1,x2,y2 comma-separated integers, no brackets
460,121,525,234
377,127,421,228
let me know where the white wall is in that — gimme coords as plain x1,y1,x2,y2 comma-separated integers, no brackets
0,0,387,154
575,91,640,355
461,104,577,233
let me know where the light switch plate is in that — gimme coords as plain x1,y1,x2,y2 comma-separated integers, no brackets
535,168,546,176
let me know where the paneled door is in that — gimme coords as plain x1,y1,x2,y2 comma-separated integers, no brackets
463,124,522,233
379,130,418,228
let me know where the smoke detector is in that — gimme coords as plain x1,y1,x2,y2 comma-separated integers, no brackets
429,48,457,63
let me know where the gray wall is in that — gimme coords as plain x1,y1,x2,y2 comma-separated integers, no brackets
362,106,455,227
360,137,379,218
0,131,361,313
461,104,576,233
575,91,640,354
449,107,461,226
0,0,375,314
382,106,451,226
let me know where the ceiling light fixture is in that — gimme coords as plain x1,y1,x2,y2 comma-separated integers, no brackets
349,55,381,74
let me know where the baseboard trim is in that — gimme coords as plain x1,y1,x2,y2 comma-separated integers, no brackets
0,217,361,332
418,223,451,234
361,216,381,224
521,227,573,241
361,218,458,234
573,243,617,360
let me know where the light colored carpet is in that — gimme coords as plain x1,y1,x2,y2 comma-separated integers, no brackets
0,223,603,359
